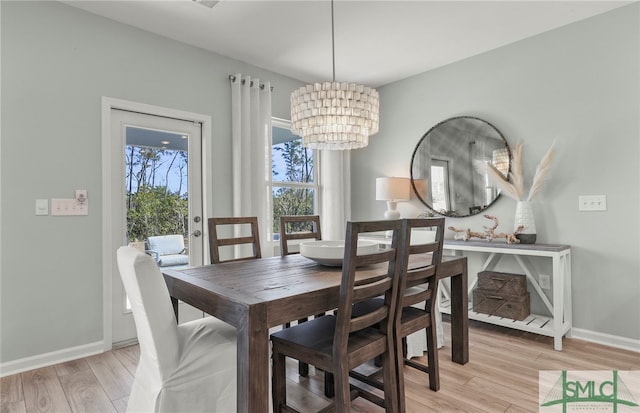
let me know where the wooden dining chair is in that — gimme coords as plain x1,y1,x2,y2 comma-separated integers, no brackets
279,215,322,256
208,216,261,264
347,217,445,411
271,220,406,413
279,215,323,377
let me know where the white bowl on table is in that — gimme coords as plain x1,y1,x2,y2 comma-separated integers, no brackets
299,240,379,267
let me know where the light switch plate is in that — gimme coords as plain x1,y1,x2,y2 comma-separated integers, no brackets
51,198,88,216
578,195,607,211
35,199,49,215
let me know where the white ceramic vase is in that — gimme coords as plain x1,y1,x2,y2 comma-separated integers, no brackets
514,200,537,244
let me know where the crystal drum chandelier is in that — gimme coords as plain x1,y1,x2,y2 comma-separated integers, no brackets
290,1,379,150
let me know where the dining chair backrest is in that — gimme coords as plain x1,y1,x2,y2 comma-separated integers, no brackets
399,217,445,313
333,220,405,359
393,217,447,406
208,216,262,263
279,215,322,256
116,246,180,380
279,214,322,378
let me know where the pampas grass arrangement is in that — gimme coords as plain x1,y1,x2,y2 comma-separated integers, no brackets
474,143,555,202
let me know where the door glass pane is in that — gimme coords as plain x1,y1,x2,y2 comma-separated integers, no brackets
125,127,191,278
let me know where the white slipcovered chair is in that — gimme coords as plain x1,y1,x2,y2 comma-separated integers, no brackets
116,246,237,413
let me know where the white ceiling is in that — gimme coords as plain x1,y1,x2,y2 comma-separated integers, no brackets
61,0,631,87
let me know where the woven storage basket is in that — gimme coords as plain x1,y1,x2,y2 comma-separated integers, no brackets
477,271,527,296
472,288,530,321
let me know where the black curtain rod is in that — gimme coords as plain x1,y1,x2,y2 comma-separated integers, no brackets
229,75,274,92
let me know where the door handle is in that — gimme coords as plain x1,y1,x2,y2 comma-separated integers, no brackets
192,230,202,237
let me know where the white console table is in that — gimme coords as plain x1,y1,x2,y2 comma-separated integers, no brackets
442,240,572,350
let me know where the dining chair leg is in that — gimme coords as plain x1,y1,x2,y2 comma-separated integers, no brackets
272,350,287,413
324,371,335,398
334,364,351,413
296,318,310,377
394,332,406,413
298,362,309,377
426,325,440,391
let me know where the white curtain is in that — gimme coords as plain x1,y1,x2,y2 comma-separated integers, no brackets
230,74,273,257
320,150,351,240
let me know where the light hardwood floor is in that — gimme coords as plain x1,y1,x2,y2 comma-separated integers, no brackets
2,320,638,413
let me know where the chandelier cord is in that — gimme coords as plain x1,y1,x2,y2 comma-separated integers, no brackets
331,0,335,82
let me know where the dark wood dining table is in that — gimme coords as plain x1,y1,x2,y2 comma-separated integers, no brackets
162,254,468,413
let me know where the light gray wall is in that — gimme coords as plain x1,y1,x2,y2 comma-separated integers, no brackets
352,4,640,341
2,1,638,366
0,1,304,363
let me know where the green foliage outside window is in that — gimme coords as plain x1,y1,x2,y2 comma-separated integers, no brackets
272,138,315,235
127,186,188,241
125,145,188,242
125,129,316,242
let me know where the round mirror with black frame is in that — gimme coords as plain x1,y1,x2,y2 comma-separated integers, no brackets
410,116,510,217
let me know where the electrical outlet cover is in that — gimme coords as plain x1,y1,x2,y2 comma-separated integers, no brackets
539,274,551,289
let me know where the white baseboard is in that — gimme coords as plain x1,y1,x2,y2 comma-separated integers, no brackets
571,328,640,353
0,341,104,377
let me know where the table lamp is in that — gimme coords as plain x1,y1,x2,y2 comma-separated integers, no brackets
376,177,411,220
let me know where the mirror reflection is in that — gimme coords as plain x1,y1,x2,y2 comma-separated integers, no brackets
410,116,510,217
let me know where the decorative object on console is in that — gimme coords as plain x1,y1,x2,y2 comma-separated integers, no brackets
290,0,379,150
417,210,437,218
473,142,555,244
514,200,536,244
376,177,410,220
448,215,524,244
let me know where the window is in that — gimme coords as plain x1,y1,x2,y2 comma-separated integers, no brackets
272,118,318,239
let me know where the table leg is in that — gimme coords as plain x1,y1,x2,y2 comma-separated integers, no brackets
236,304,269,413
171,296,179,323
450,257,469,364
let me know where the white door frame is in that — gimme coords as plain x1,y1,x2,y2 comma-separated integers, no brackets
101,97,212,351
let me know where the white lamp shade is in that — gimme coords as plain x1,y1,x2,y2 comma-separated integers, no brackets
376,177,410,201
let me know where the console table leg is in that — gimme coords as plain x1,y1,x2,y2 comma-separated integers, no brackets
552,255,563,351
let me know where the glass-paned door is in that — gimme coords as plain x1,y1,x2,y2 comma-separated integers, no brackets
110,109,204,344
